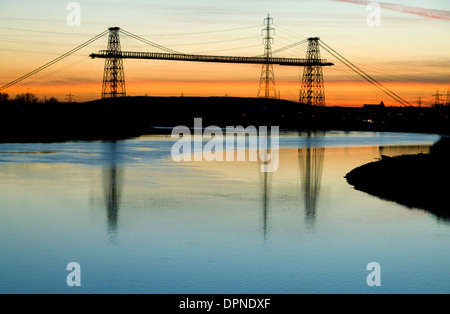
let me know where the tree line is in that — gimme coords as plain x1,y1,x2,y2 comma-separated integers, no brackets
0,92,59,103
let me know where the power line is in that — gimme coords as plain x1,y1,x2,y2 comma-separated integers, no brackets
119,29,181,54
0,26,99,37
0,37,83,48
137,25,261,37
267,39,309,57
191,44,261,55
0,47,86,56
272,24,309,40
164,36,256,48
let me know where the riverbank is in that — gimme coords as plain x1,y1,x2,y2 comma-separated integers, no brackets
0,96,449,142
345,137,450,219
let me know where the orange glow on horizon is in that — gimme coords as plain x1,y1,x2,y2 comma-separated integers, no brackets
1,52,447,107
5,79,446,108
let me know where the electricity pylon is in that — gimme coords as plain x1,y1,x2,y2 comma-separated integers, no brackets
257,15,278,99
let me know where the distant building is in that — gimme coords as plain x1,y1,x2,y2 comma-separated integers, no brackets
364,101,385,109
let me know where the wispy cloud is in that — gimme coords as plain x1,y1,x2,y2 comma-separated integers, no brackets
330,0,450,21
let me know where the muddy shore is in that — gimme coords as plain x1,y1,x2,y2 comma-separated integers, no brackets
346,137,450,220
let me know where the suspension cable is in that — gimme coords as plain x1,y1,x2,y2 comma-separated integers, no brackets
0,30,109,92
119,29,181,54
255,39,308,57
320,40,411,107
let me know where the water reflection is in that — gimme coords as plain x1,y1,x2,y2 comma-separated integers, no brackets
298,134,325,228
90,137,434,244
379,145,428,157
102,142,123,242
259,153,272,241
3,133,450,294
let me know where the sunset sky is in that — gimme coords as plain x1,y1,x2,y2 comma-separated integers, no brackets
0,0,449,106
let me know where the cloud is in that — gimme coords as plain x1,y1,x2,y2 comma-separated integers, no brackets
330,0,450,21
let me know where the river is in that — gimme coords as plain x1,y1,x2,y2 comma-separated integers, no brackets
0,131,448,294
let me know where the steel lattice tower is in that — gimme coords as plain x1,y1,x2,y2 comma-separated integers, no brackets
300,38,325,106
446,88,450,107
258,15,278,99
101,27,126,98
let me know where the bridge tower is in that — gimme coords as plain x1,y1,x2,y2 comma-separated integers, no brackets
101,27,126,98
300,38,325,106
258,15,278,99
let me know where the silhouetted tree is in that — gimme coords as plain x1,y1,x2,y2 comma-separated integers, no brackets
45,97,59,104
15,92,39,103
0,93,9,102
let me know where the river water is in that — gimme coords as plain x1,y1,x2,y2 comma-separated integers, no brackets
0,131,448,294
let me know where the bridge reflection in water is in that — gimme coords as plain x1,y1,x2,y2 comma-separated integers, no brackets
102,142,123,243
259,135,325,238
298,145,325,227
298,132,326,227
96,137,326,242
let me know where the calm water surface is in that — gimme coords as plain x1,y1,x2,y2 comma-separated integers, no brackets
0,131,449,294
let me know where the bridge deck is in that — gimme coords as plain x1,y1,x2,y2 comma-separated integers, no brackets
90,50,334,67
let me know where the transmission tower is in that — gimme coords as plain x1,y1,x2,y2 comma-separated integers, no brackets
101,27,126,99
257,15,278,99
433,89,444,107
446,87,450,107
300,37,325,106
66,91,75,103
